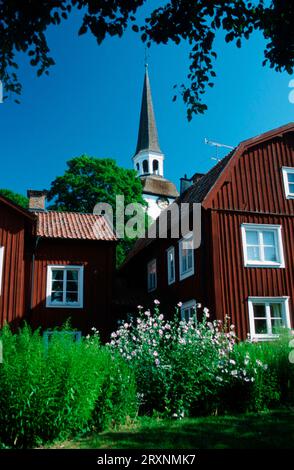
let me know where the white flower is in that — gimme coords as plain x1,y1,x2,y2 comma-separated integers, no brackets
137,305,143,309
229,359,236,365
203,307,209,314
153,351,158,357
177,302,183,307
154,299,160,305
158,314,164,320
155,358,160,366
196,303,202,308
124,323,129,328
111,332,117,338
231,370,238,377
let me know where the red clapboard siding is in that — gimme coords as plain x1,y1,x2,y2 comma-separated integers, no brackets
0,200,33,327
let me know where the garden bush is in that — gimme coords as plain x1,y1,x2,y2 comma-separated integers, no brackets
109,301,294,417
234,332,294,411
0,324,137,448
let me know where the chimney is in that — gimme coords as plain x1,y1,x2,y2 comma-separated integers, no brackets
27,190,48,211
180,174,193,195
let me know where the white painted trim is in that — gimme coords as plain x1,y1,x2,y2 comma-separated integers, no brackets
46,265,84,309
166,246,175,285
179,233,194,281
248,296,291,341
282,166,294,199
0,246,4,296
241,223,285,268
181,299,197,321
147,258,157,292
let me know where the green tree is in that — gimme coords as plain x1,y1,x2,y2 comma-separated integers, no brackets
0,189,29,208
0,1,293,119
48,155,147,265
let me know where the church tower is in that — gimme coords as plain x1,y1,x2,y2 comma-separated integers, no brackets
133,66,178,220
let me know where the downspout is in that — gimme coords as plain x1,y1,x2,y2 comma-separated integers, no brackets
30,236,40,310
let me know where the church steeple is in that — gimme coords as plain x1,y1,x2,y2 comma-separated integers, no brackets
135,66,162,156
133,67,164,177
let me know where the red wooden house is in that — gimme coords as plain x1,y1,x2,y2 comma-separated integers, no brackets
120,123,294,341
0,191,116,336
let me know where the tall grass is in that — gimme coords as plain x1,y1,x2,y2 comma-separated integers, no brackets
0,324,137,448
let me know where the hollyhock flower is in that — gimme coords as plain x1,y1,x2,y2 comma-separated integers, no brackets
137,305,143,310
177,302,183,307
153,351,158,357
154,299,160,305
155,358,160,366
124,323,129,328
158,314,164,320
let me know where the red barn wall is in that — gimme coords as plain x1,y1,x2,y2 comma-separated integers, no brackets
0,201,31,327
30,238,116,337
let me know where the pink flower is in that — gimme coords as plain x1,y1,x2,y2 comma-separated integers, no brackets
153,351,158,357
137,305,143,309
177,302,183,307
154,299,160,305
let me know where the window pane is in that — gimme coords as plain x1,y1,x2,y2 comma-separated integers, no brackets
263,231,275,246
264,247,277,262
51,291,63,303
247,246,260,261
52,270,63,281
51,281,64,292
269,303,282,319
288,182,294,194
246,231,259,245
254,319,268,334
287,173,294,183
66,280,78,292
253,304,266,318
67,270,79,281
271,318,283,332
66,292,78,303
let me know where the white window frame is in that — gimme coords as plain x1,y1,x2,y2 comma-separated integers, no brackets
179,232,194,281
147,259,157,292
181,299,197,321
248,296,291,341
282,167,294,199
241,223,285,268
166,246,175,285
46,265,84,308
0,246,4,295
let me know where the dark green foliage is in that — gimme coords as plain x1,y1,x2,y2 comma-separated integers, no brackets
92,351,137,430
47,155,147,265
47,155,145,213
0,1,293,118
0,189,29,208
0,324,137,448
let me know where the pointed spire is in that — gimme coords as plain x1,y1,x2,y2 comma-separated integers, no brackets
135,67,162,156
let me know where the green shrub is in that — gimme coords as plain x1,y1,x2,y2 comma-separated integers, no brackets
0,324,137,448
92,350,137,430
109,303,263,417
234,331,294,411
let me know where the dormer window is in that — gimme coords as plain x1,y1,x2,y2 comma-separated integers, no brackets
282,167,294,199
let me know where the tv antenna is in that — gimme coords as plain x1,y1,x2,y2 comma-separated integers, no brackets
204,138,234,162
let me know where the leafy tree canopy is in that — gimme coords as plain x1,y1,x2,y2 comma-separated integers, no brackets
48,155,145,212
0,1,293,119
0,188,29,208
47,156,147,266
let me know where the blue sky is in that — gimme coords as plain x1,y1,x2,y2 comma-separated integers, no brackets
0,5,293,197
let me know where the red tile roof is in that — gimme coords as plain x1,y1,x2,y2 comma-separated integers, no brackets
35,211,116,241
